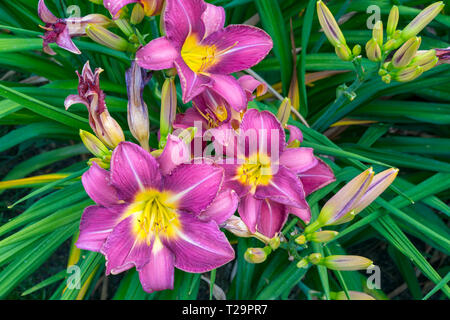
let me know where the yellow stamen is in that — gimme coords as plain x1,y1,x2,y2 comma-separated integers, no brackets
236,153,272,192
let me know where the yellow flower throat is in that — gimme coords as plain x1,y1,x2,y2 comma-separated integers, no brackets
237,154,272,192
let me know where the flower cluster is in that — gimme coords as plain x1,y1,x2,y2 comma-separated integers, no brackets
38,0,401,294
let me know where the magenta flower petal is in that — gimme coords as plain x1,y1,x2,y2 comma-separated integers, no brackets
76,205,126,251
111,142,162,201
138,240,175,293
38,0,58,23
258,200,288,238
81,162,120,207
209,74,247,112
238,194,262,234
286,125,303,144
198,189,239,225
202,2,225,38
287,205,311,224
298,158,336,196
164,0,206,45
221,163,251,198
279,147,318,173
255,166,307,209
163,163,223,214
238,75,267,101
55,27,81,54
101,214,152,274
157,134,190,175
173,106,207,129
240,109,286,155
203,25,273,75
104,0,138,18
174,57,211,103
136,37,179,70
165,212,234,272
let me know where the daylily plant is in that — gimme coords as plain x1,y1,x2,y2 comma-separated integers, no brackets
104,0,164,19
76,137,236,292
212,109,335,237
135,0,273,104
38,0,110,55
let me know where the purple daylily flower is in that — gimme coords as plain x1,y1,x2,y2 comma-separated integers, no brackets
212,109,335,237
76,136,236,293
104,0,164,19
38,0,110,55
65,61,124,148
135,0,273,105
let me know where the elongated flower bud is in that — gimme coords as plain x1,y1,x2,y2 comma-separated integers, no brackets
392,37,421,68
244,247,271,264
372,20,383,46
387,5,399,38
393,65,423,82
316,0,346,47
308,253,323,264
86,24,131,51
401,2,445,40
131,3,145,24
352,44,361,56
352,168,398,215
335,43,352,61
80,129,110,157
307,230,339,243
330,291,376,300
160,77,177,148
115,18,134,38
126,62,151,150
99,112,126,147
411,50,438,72
366,38,382,62
222,216,271,243
320,255,373,271
276,97,291,126
140,0,164,17
310,168,374,230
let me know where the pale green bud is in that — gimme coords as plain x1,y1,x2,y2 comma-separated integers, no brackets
393,65,423,82
372,20,383,46
131,3,145,25
410,50,438,72
365,38,382,62
392,37,421,68
160,77,177,148
244,247,271,264
352,44,361,56
335,43,352,61
316,0,346,47
320,255,373,271
86,24,131,51
79,129,110,158
401,2,445,40
307,230,339,243
386,5,399,38
268,236,281,250
276,97,291,126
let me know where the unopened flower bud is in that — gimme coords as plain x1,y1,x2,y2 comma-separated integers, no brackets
352,44,361,56
317,0,346,47
335,44,352,61
411,51,438,72
401,2,445,40
99,112,126,148
88,157,110,169
320,255,373,271
386,5,399,38
268,236,281,250
308,253,323,264
383,38,397,51
79,129,110,158
392,37,421,68
330,291,376,300
276,97,291,126
244,247,271,264
86,24,131,51
126,61,151,151
295,235,306,245
372,20,383,46
307,230,339,243
131,3,145,24
223,216,253,238
115,18,134,38
393,65,423,82
296,258,309,268
160,77,177,148
366,38,382,62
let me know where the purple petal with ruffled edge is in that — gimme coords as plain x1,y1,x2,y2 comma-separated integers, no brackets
286,125,303,144
55,27,81,54
240,109,286,156
163,163,223,214
81,162,119,207
202,25,273,74
255,166,308,209
174,57,211,103
258,200,287,238
287,205,311,224
164,0,206,46
238,75,267,101
101,214,152,274
38,0,58,23
165,212,234,272
157,134,191,175
209,74,247,112
111,142,162,201
138,238,175,293
136,37,179,70
298,158,335,196
202,3,225,38
104,0,138,18
76,204,127,251
238,194,262,233
279,147,318,174
198,189,239,225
